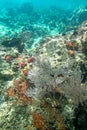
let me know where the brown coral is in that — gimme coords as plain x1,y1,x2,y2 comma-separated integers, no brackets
58,114,66,130
7,79,32,105
7,87,15,97
32,113,46,130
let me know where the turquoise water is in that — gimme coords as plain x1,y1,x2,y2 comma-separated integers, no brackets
0,0,87,48
0,0,87,9
0,0,87,50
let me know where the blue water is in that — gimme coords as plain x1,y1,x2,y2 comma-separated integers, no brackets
0,0,87,10
0,0,87,48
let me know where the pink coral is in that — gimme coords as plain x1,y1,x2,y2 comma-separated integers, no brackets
27,56,35,63
18,61,25,68
5,55,12,62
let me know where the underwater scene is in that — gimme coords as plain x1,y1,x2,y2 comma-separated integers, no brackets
0,0,87,130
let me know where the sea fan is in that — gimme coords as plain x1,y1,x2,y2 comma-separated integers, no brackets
27,57,87,105
62,67,87,105
27,57,67,98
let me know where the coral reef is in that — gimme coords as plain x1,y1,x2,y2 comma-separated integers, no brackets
0,3,87,130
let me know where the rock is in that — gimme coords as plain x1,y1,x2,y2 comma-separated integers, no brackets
0,69,15,81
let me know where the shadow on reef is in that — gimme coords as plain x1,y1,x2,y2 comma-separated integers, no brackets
80,62,87,83
1,38,24,53
74,101,87,130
